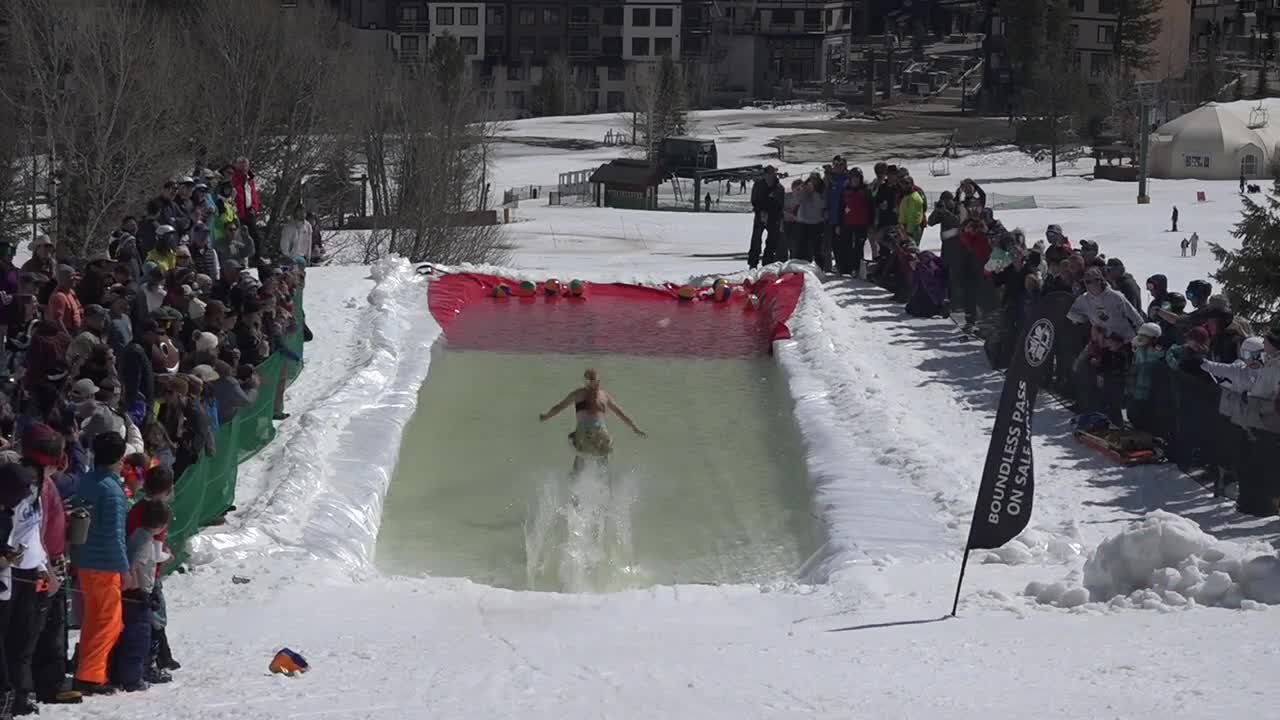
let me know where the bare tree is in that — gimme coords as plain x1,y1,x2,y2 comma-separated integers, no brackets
625,55,690,159
350,37,508,266
0,100,31,247
179,0,350,247
1,0,186,257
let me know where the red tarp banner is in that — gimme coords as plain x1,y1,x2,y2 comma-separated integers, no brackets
427,272,804,358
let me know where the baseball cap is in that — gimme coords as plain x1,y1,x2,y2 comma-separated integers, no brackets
191,364,220,383
70,377,99,402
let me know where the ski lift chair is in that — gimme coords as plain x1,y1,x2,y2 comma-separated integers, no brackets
929,156,951,177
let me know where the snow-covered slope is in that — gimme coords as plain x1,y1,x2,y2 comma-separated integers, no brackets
50,109,1280,720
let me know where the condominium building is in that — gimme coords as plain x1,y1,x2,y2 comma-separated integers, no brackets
1064,0,1192,82
331,0,884,115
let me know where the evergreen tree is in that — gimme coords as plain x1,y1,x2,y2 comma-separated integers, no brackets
1211,193,1280,326
630,53,688,157
1113,0,1163,73
532,55,570,117
1011,0,1090,177
650,53,688,144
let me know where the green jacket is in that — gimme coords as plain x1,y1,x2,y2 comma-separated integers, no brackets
898,191,925,234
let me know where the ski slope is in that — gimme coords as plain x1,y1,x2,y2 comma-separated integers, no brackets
51,108,1280,720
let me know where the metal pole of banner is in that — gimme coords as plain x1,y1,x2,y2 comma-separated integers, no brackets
950,547,971,617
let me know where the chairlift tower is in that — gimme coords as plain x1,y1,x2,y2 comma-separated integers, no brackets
1136,80,1157,205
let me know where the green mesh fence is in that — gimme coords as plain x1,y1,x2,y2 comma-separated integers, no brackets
165,297,305,569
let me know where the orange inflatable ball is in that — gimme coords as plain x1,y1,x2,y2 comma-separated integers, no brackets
676,284,698,301
544,278,563,296
569,279,586,297
492,284,511,298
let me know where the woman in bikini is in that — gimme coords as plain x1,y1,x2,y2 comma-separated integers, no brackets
539,368,645,477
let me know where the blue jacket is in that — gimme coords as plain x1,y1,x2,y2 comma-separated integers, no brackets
71,468,129,573
825,172,850,225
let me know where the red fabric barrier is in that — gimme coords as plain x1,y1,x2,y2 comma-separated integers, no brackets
427,272,803,358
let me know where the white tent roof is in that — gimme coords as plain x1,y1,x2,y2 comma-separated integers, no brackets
1153,101,1276,153
1157,101,1274,149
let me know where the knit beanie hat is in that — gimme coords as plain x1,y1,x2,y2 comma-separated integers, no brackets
1137,322,1162,339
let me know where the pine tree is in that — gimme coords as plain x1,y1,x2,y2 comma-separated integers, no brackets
1011,0,1090,177
1113,0,1163,73
1211,193,1280,326
650,53,687,143
532,55,570,117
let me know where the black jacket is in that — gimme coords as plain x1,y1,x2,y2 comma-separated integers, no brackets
1112,273,1143,315
120,340,154,407
750,178,785,220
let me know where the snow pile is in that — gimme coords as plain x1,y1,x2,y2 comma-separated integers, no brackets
980,526,1085,566
186,257,439,573
1027,511,1280,610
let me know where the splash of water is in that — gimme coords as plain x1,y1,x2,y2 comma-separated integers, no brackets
523,464,642,592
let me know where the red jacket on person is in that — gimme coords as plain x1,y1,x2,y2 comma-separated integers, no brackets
960,226,992,267
841,187,872,228
231,167,261,220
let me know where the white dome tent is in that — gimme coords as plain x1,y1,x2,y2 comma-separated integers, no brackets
1148,100,1280,180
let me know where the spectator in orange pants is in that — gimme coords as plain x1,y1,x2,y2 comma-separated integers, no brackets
69,433,130,695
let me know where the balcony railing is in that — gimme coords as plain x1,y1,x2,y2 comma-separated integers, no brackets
568,18,599,32
397,19,429,33
396,49,423,64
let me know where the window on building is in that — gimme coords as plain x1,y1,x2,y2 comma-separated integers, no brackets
655,37,672,55
603,36,623,56
436,7,454,25
486,6,504,25
543,8,560,25
570,6,590,24
518,8,535,25
508,90,525,109
1072,51,1081,70
401,35,420,53
460,36,478,54
827,9,835,26
1099,0,1118,13
773,9,795,24
1090,52,1110,77
1242,154,1258,176
486,35,504,54
1070,0,1085,11
1098,25,1114,44
461,7,478,25
633,8,651,27
804,9,820,26
518,35,536,53
399,6,420,22
603,7,623,25
569,35,588,53
1184,155,1212,168
507,64,526,80
607,90,625,111
656,8,673,26
632,37,650,55
543,36,561,54
685,35,703,54
1068,24,1079,45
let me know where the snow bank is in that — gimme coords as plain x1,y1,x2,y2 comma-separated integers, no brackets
1027,511,1280,610
187,258,439,574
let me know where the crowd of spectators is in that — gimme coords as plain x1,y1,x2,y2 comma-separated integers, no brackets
749,161,1280,520
0,157,313,716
